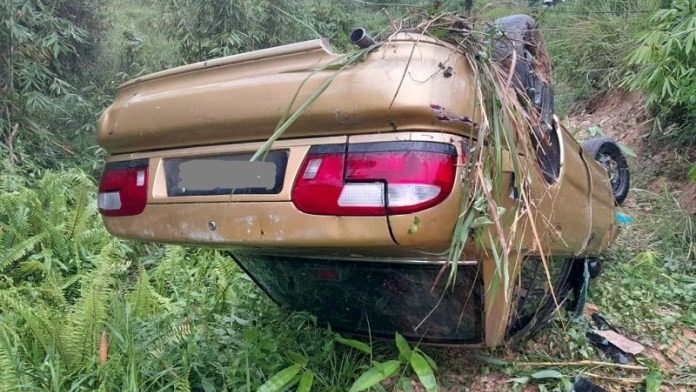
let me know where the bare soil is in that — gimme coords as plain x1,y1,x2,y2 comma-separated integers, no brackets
567,90,696,214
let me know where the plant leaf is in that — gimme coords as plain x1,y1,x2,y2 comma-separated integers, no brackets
588,125,604,137
409,352,438,392
297,370,314,392
507,376,530,384
618,143,637,158
335,336,372,354
257,364,301,392
688,164,696,182
474,354,509,366
397,377,414,392
530,369,564,380
348,360,400,392
645,370,662,392
395,333,412,361
415,348,438,372
286,351,308,367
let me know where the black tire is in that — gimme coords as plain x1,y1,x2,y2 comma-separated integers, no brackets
582,137,630,205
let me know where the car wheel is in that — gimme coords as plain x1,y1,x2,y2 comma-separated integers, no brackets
582,137,630,205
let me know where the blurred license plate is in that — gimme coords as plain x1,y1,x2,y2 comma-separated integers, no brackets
164,151,288,196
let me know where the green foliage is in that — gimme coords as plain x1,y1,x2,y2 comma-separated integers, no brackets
0,0,105,168
537,0,660,110
1,169,425,391
2,1,694,390
624,0,696,145
154,0,390,63
349,360,400,392
340,333,438,392
257,364,301,392
0,168,113,282
593,190,695,341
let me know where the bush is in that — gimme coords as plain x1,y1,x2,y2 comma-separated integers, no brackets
624,0,696,145
537,0,660,111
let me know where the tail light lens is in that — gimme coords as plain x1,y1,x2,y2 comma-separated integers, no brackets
98,159,149,216
292,141,459,215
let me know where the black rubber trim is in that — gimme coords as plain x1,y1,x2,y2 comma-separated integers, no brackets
307,141,457,156
348,141,457,156
104,158,149,170
307,143,346,155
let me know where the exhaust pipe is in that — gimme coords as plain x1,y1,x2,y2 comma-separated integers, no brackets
350,28,376,48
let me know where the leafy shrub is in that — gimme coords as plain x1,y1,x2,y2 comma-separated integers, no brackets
624,0,696,145
0,0,104,168
537,0,660,110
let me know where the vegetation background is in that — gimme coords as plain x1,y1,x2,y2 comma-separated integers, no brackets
0,0,693,391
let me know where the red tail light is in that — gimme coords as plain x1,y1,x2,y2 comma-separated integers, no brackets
98,159,149,216
292,142,459,216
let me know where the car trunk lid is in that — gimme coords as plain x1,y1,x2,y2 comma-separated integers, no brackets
97,35,479,154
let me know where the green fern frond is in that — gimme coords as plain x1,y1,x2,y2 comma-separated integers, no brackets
0,291,67,362
0,232,48,272
174,367,192,392
128,268,169,318
63,257,116,372
0,323,34,391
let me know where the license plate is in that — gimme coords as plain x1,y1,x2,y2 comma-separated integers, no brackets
164,151,288,196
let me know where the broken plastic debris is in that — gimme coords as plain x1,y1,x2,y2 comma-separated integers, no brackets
586,330,629,364
586,313,644,364
615,212,634,225
593,330,644,355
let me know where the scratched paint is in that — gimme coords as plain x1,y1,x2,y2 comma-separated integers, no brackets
430,104,475,125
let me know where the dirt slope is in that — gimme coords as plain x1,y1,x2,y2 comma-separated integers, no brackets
567,91,696,214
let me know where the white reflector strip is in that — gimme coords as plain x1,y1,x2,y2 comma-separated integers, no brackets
338,183,385,207
98,191,122,210
387,184,441,207
303,158,322,180
136,170,146,187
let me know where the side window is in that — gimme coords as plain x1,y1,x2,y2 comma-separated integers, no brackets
491,15,561,184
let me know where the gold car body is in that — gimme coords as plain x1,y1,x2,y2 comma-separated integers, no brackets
97,35,618,346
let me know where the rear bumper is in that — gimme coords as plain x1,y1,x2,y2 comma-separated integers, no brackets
103,201,395,248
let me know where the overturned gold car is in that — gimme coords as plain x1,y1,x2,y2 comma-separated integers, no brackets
96,15,630,347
